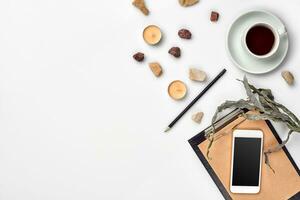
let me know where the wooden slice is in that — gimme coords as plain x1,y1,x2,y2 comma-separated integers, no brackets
168,80,187,100
143,25,162,45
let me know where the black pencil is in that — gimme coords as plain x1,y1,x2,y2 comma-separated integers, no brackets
164,68,227,132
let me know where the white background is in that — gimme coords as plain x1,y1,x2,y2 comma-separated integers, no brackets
0,0,299,199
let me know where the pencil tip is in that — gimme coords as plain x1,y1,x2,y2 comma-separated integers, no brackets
164,127,171,133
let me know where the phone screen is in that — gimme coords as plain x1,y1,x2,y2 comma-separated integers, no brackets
232,137,262,186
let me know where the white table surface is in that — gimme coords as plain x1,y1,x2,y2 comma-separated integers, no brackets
0,0,299,199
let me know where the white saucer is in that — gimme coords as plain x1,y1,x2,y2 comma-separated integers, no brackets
227,10,289,74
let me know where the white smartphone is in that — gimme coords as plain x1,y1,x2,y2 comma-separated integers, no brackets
230,129,263,194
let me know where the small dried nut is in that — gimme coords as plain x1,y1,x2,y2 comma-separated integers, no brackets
179,0,199,7
178,29,192,39
210,11,219,22
168,47,181,58
281,71,294,85
189,68,207,82
192,112,204,124
133,52,144,62
149,62,162,77
132,0,149,15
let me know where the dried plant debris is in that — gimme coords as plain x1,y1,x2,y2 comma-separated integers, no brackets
178,29,192,39
281,71,294,85
179,0,199,7
149,62,162,77
206,76,300,172
133,52,145,62
132,0,149,16
210,11,219,22
192,112,204,123
189,68,207,82
168,47,181,58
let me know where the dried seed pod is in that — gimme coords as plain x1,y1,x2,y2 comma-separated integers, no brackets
133,52,145,62
179,0,199,7
281,71,294,85
168,47,181,58
178,29,192,39
132,0,149,16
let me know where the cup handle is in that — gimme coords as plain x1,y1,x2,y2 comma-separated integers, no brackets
278,26,287,37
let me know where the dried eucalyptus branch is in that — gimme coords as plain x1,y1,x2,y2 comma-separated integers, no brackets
206,76,300,171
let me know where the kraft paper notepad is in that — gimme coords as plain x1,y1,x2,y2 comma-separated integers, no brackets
189,110,300,200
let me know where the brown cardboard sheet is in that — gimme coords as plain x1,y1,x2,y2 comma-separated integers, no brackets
198,116,300,200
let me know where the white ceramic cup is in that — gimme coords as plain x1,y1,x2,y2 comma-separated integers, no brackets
242,22,287,59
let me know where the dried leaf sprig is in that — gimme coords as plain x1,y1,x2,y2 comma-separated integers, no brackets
206,76,300,172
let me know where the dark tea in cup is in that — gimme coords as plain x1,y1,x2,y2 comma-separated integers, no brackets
245,25,275,56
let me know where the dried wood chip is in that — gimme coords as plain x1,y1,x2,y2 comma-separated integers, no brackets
192,112,204,123
132,0,149,15
189,68,207,82
149,62,162,77
179,0,199,7
281,71,294,85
